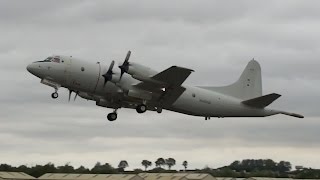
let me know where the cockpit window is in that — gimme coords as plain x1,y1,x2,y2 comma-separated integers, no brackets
34,56,61,63
43,57,52,62
52,57,60,63
35,57,52,63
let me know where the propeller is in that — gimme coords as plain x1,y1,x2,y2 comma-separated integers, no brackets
118,50,131,80
102,60,115,86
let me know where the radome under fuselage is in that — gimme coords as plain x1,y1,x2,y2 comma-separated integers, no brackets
26,55,302,120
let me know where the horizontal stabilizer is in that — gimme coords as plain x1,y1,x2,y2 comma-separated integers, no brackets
242,93,281,108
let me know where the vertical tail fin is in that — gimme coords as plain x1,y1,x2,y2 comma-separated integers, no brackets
232,59,262,99
200,59,262,100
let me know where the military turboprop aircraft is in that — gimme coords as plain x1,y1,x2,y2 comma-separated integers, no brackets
27,51,304,121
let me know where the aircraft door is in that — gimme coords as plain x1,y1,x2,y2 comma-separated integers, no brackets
64,57,72,87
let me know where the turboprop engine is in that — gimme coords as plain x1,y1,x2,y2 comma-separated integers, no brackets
101,60,122,86
124,62,157,81
118,51,157,82
102,51,160,94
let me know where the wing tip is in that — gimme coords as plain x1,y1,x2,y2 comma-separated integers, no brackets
172,66,194,72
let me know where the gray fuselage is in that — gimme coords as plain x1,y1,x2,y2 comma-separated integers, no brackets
26,55,297,119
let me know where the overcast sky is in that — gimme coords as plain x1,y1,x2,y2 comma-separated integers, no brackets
1,0,320,171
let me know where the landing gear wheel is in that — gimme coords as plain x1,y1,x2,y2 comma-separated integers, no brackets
107,113,117,121
51,92,58,99
136,104,147,114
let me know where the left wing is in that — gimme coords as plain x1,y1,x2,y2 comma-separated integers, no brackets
152,66,194,87
134,66,194,105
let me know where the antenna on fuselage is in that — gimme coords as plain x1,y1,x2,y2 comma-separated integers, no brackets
74,91,79,101
68,89,73,102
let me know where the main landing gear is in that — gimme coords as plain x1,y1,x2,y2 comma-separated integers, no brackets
136,104,147,113
156,107,162,113
107,109,118,121
106,102,149,121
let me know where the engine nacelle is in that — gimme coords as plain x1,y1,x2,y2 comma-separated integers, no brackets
127,62,157,78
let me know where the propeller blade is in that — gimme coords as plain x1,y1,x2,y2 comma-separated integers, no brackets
119,67,126,80
124,50,131,63
119,50,131,80
108,60,115,72
102,60,115,86
102,74,108,86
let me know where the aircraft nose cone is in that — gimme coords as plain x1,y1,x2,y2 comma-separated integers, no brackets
26,63,33,73
26,63,38,76
26,63,44,78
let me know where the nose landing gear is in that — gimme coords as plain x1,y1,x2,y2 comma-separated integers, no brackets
107,113,117,121
51,92,59,99
51,87,59,99
107,109,118,121
40,79,60,99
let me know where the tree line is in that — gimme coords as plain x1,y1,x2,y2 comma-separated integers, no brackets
0,158,185,178
120,158,187,171
0,159,319,179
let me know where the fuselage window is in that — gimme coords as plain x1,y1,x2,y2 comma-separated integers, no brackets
81,67,85,71
192,93,196,97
